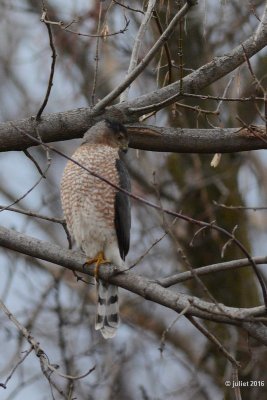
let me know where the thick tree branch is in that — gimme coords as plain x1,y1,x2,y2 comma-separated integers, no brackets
126,124,267,153
1,225,267,345
0,121,266,153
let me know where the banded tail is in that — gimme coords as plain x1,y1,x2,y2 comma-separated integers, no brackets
95,281,119,339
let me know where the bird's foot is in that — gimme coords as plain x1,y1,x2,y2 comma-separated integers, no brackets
83,251,109,281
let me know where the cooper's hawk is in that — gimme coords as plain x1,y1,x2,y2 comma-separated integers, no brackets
60,119,131,339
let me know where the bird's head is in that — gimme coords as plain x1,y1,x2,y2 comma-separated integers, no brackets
82,118,129,152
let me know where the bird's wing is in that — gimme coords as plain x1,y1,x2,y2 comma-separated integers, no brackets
114,156,131,261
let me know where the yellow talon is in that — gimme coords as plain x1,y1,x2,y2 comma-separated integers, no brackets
84,251,109,281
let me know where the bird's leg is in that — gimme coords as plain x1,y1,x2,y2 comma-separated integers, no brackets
94,251,109,281
83,251,109,281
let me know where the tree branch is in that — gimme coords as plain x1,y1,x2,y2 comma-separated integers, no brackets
120,0,156,103
159,255,267,287
92,1,194,113
0,2,266,153
1,121,267,154
122,1,267,115
1,225,267,345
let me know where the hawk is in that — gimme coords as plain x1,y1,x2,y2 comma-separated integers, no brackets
60,119,131,339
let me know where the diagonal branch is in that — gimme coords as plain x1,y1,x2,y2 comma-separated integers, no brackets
92,1,196,113
123,0,267,115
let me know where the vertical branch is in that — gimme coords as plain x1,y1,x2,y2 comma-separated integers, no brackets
37,6,57,120
120,0,157,103
91,2,103,106
153,10,173,85
178,8,184,94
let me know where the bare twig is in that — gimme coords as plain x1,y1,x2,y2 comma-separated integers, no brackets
37,7,57,120
0,298,67,399
0,162,51,213
65,16,129,38
0,298,95,385
159,303,191,354
0,204,64,224
91,3,103,106
182,93,265,102
232,367,242,400
187,315,241,368
113,0,144,14
0,346,33,389
221,225,238,258
0,204,72,248
23,149,46,178
153,10,172,85
175,102,219,116
41,13,129,38
128,231,168,270
214,200,267,211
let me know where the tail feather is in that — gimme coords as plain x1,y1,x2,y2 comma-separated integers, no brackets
95,281,119,339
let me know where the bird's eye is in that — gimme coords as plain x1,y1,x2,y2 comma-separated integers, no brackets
116,132,124,140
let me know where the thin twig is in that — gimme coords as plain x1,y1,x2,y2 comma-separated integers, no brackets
23,149,46,178
65,16,129,38
0,204,72,248
178,9,184,94
182,93,265,102
0,299,67,399
91,3,103,106
242,43,267,130
128,232,168,270
37,6,57,120
153,10,172,85
159,303,191,354
175,102,219,115
214,200,267,211
0,204,64,224
232,367,242,400
221,225,238,258
0,161,51,213
0,346,34,389
41,14,129,38
187,315,241,368
0,299,95,383
113,0,144,14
